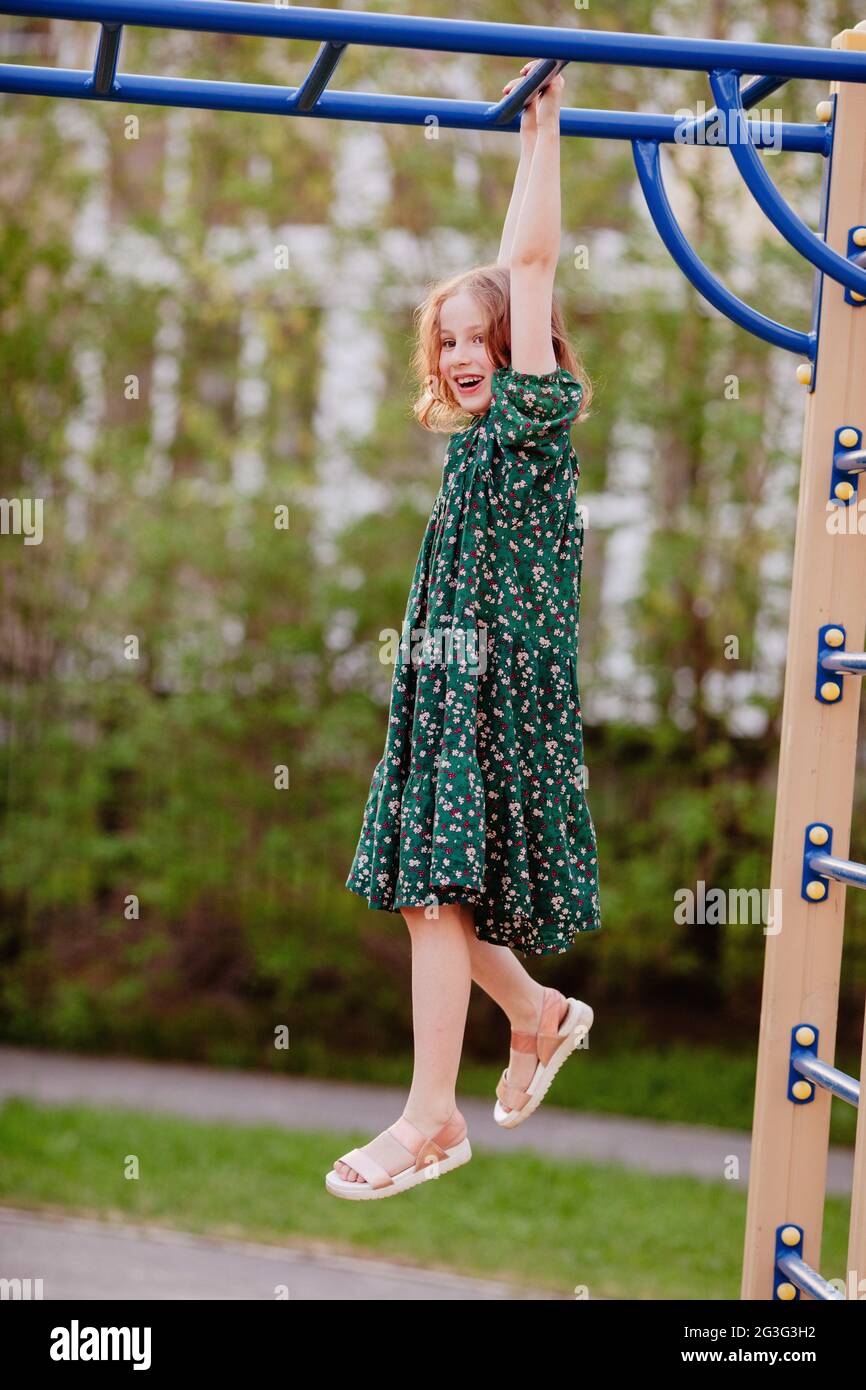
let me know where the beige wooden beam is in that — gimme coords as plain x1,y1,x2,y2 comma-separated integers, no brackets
741,20,866,1301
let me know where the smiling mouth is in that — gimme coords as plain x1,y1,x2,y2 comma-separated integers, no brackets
455,376,484,393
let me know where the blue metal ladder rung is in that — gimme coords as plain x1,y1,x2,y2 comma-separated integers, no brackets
791,1048,860,1107
486,57,570,125
293,39,348,113
775,1247,846,1300
91,20,122,95
820,648,866,673
805,849,866,890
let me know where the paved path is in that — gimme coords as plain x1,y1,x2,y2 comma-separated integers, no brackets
0,1207,563,1300
0,1044,854,1192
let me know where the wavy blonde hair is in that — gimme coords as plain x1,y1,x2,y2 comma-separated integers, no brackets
409,262,593,433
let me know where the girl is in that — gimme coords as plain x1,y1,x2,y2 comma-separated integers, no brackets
328,64,601,1200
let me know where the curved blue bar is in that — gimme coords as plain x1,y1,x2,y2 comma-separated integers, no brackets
791,1049,860,1106
710,68,866,297
776,1251,846,1300
3,1,866,82
677,73,792,147
632,140,814,357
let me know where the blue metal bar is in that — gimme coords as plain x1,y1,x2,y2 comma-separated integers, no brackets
821,649,866,672
91,20,122,95
0,64,829,150
677,72,791,145
632,140,814,357
791,1049,860,1106
776,1251,846,1300
3,2,866,82
710,68,866,297
488,58,569,126
293,39,346,113
806,850,866,890
835,448,866,475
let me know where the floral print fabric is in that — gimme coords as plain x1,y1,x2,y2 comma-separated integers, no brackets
345,364,601,955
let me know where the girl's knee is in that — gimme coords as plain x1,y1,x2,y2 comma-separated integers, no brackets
400,902,466,933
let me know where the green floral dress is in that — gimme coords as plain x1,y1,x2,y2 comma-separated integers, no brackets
345,363,601,955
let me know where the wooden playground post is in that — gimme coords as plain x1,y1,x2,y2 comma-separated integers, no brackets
741,21,866,1301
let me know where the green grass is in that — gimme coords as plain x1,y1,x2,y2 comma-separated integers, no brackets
279,1043,861,1147
0,1097,853,1300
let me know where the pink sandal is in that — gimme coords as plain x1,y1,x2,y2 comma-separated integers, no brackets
325,1108,472,1200
494,988,594,1129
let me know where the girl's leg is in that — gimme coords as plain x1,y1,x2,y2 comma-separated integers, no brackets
333,902,472,1184
455,905,557,1098
455,903,545,1027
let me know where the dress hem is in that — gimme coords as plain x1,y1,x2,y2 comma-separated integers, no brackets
345,874,601,956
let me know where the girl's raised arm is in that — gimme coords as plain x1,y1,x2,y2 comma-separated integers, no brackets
497,63,538,269
505,74,564,377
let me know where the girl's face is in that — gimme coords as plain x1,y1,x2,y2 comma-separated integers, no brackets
438,290,495,414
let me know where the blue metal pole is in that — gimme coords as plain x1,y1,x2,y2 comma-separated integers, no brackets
488,58,570,126
710,68,866,298
676,73,793,146
632,140,814,357
294,39,346,113
0,62,830,152
776,1251,846,1300
2,1,866,82
791,1050,861,1107
821,649,866,672
806,850,866,890
91,21,122,95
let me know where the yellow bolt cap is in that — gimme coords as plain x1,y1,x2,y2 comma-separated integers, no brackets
852,292,866,304
808,825,829,844
777,1282,797,1300
796,363,812,385
795,1025,816,1045
781,1226,802,1246
853,228,866,248
815,101,832,123
820,681,841,700
806,881,826,900
834,482,854,500
825,628,844,647
792,1080,813,1100
839,427,859,447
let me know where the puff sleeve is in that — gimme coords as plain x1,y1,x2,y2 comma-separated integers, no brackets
488,364,584,518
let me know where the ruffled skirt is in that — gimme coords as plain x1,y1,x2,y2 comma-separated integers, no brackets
346,635,601,956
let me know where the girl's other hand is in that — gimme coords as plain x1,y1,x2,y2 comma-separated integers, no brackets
534,72,564,130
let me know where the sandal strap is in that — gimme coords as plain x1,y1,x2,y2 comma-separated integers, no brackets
536,1028,566,1066
496,1068,531,1111
413,1137,450,1171
510,991,569,1065
340,1120,454,1187
338,1146,396,1189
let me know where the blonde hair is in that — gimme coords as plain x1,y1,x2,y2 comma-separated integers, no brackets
409,262,593,433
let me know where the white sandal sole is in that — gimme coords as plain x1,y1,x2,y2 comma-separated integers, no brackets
325,1137,473,1200
494,997,594,1129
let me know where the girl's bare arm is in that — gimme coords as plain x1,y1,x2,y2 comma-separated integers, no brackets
508,76,562,268
497,68,539,267
508,75,564,375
